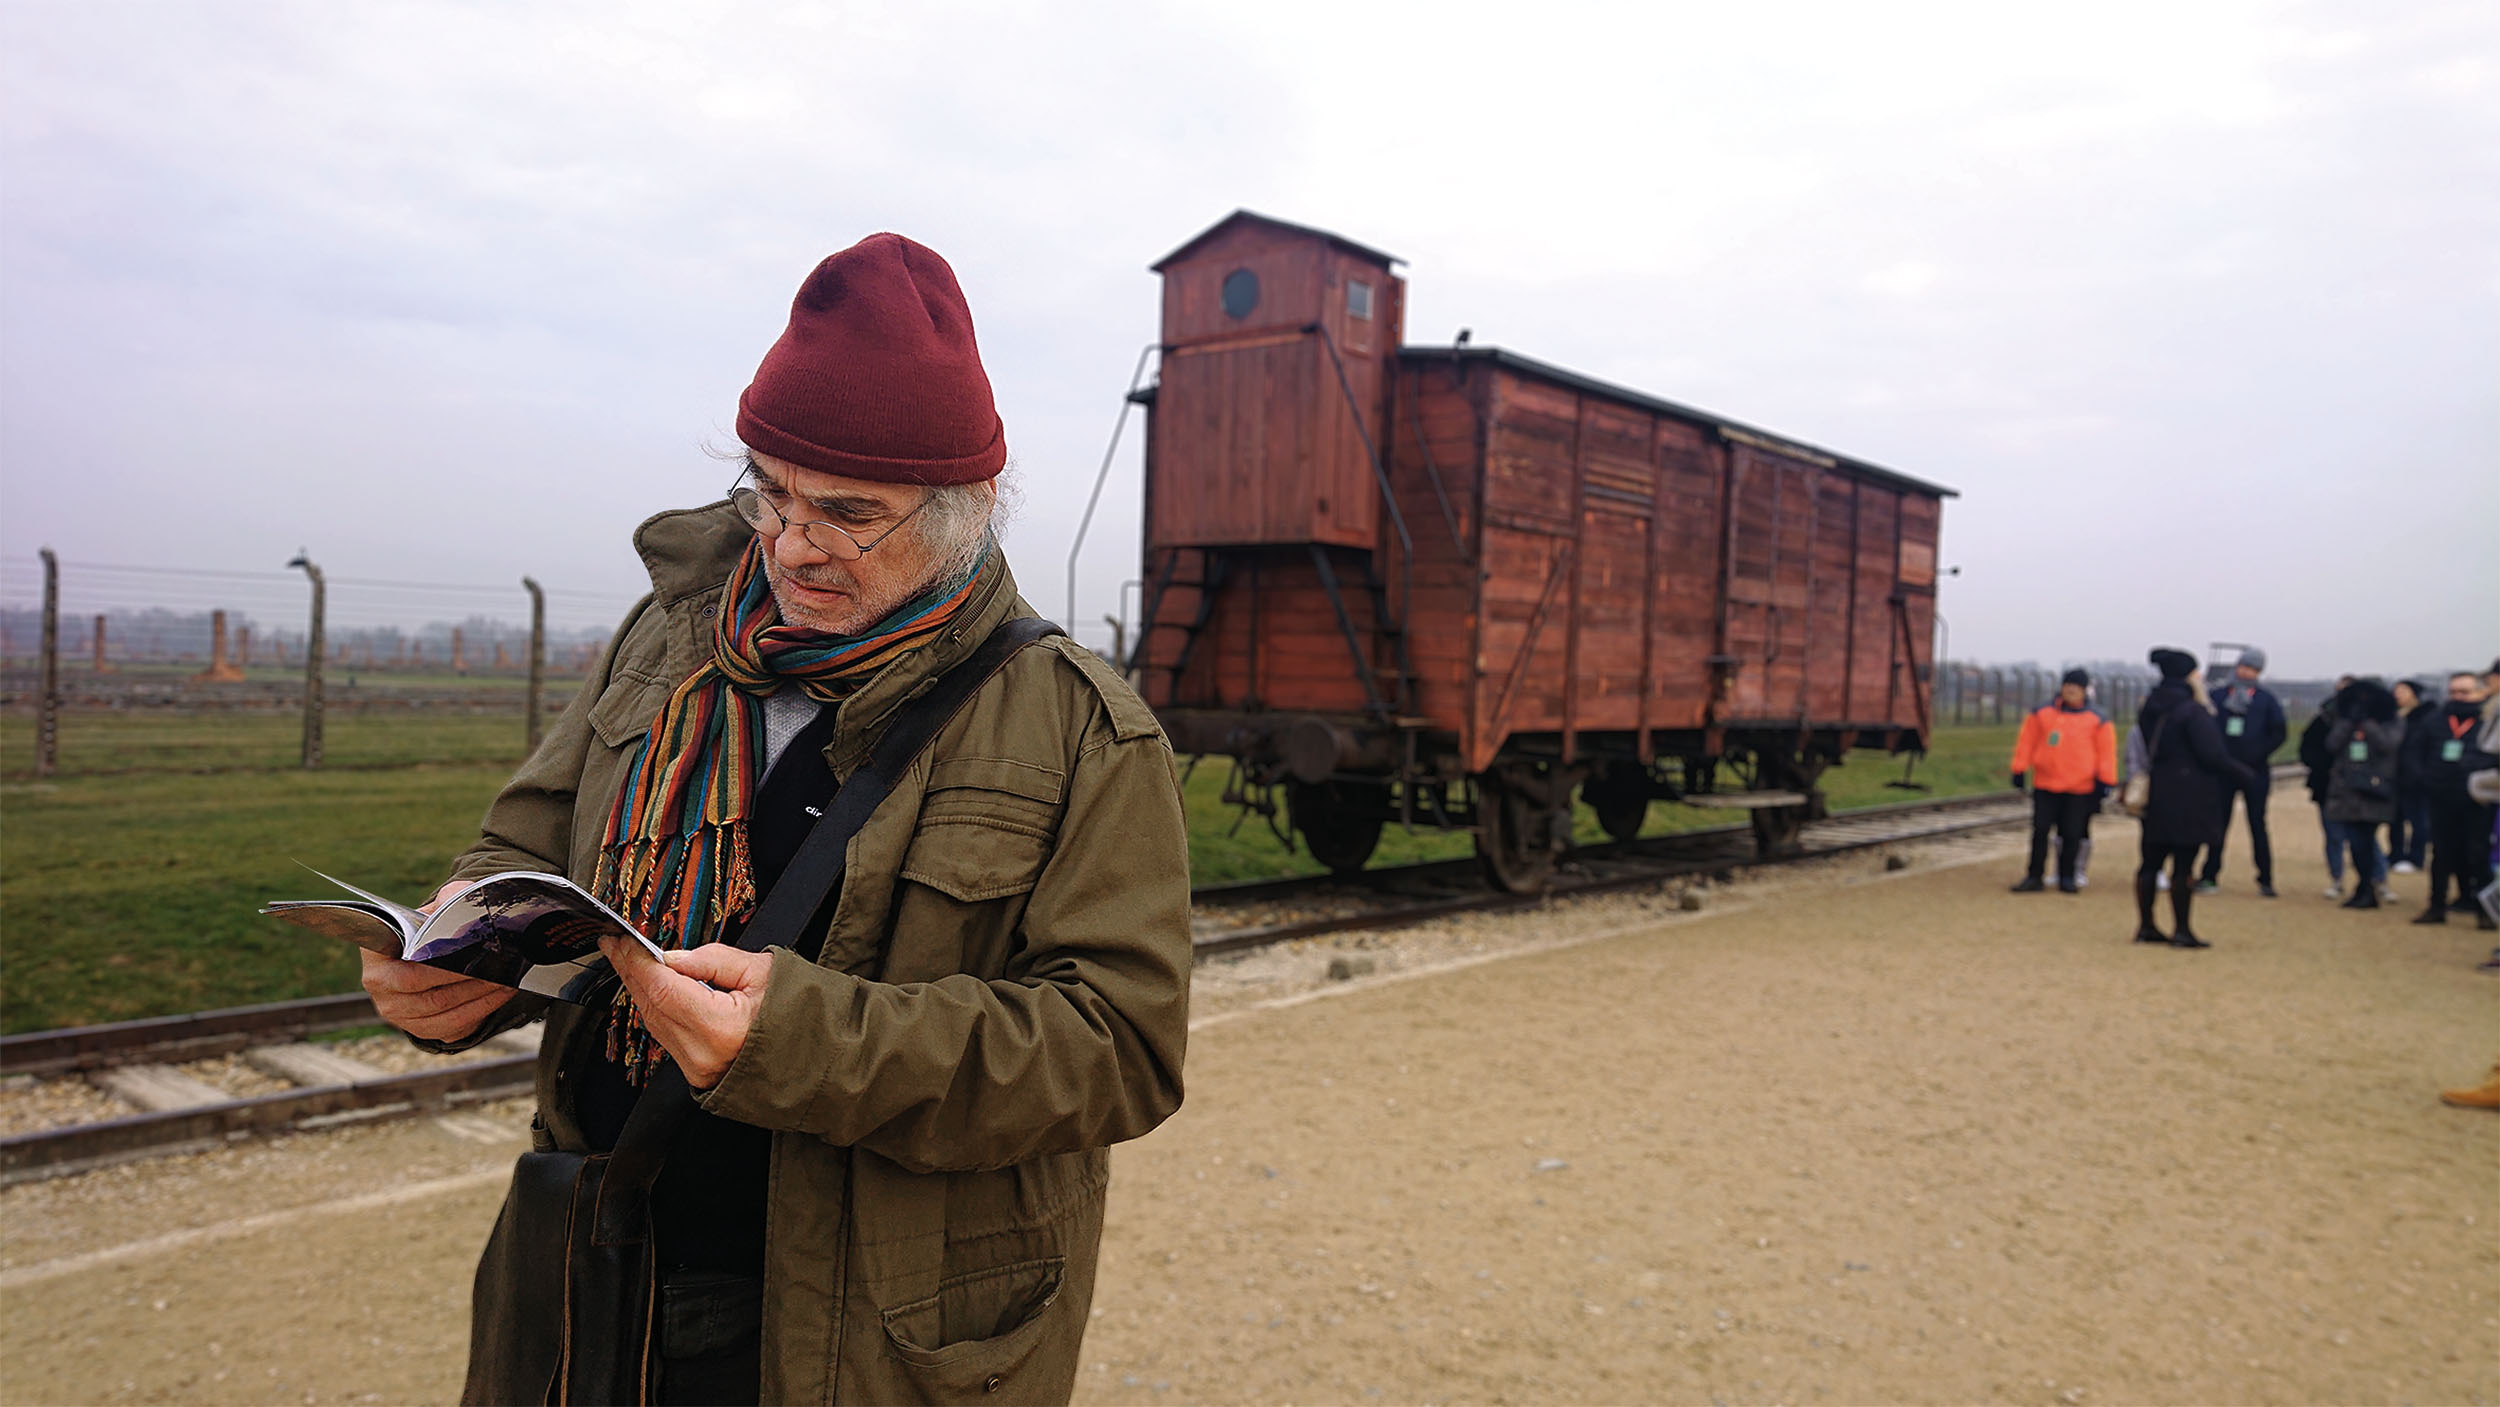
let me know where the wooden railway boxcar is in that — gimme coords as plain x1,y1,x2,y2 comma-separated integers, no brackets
1133,211,1955,889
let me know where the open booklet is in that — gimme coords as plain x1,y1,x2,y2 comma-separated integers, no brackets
261,868,667,1004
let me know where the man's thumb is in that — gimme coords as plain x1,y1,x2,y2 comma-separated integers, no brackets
663,943,766,990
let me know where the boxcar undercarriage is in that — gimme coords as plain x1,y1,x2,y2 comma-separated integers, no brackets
1164,706,1924,892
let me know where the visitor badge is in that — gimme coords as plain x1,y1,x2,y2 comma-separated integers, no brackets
2348,741,2369,761
2443,739,2466,762
2226,717,2244,737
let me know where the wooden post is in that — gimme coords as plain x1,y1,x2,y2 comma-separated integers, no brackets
522,576,546,751
451,626,466,675
91,614,110,673
289,553,325,768
36,548,60,777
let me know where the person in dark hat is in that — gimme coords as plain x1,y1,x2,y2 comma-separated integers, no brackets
2133,647,2254,947
2198,645,2286,897
2007,668,2117,893
356,234,1193,1403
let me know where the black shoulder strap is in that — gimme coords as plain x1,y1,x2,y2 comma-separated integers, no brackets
597,614,1064,1225
736,614,1063,963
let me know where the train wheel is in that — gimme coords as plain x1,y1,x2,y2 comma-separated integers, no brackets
1288,780,1385,877
1585,769,1649,843
1476,771,1559,893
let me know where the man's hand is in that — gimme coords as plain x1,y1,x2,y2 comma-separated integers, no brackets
2010,772,2027,792
361,879,509,1043
600,938,773,1090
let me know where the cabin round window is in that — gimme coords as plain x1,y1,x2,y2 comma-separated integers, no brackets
1220,268,1260,320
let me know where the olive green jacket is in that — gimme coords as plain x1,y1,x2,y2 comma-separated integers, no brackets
439,503,1192,1403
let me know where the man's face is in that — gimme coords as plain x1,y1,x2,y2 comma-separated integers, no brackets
2450,673,2487,705
2235,664,2261,684
2394,681,2418,709
743,452,987,635
2059,683,2086,709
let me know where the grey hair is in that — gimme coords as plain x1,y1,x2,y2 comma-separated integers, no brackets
911,471,1008,587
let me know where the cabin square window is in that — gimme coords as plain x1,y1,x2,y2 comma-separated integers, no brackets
1347,279,1373,320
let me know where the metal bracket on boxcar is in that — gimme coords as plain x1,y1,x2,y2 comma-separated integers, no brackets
1218,756,1290,849
1885,750,1932,792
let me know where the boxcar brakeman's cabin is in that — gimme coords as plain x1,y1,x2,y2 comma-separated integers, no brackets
1131,211,1955,891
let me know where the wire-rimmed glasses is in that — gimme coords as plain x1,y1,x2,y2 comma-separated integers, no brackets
727,471,931,561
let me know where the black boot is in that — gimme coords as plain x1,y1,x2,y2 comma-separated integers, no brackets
2413,907,2449,925
2134,870,2167,943
2170,876,2207,948
2011,876,2046,893
2342,887,2380,910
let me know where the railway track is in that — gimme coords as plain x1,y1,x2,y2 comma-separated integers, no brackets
1,788,2035,1185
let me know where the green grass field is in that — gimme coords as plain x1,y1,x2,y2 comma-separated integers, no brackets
2,704,2261,1032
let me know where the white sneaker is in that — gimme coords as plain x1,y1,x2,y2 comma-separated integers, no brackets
2391,861,2420,875
2378,885,2398,904
2323,883,2344,899
2157,872,2171,892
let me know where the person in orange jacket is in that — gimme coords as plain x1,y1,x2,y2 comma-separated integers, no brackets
2010,668,2120,893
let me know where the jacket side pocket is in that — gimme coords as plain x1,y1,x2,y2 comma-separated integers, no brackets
878,1256,1068,1402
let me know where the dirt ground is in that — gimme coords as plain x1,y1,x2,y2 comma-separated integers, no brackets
4,803,2494,1406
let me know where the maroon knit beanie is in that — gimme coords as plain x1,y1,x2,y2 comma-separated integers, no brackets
736,233,1007,484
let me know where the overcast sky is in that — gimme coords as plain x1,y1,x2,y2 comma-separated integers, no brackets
2,0,2493,674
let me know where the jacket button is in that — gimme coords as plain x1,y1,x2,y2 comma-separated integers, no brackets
983,1373,1004,1393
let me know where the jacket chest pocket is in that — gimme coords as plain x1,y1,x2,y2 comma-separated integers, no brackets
588,672,674,752
569,673,675,877
898,757,1066,903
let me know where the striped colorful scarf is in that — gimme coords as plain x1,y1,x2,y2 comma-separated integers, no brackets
592,538,989,1079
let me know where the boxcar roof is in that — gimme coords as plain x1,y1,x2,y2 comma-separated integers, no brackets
1405,345,1958,500
1151,209,1405,274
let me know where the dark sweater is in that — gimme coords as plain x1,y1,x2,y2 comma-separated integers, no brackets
2210,681,2287,767
2418,698,2499,800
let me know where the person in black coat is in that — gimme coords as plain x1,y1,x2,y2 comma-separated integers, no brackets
2323,679,2402,910
2390,678,2437,873
2298,674,2356,898
2135,647,2257,948
2413,669,2499,930
2199,645,2288,896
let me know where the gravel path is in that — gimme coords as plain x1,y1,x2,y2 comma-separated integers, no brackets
2,806,2493,1405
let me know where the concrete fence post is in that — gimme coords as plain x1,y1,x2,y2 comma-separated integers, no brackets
194,609,244,683
288,552,326,768
36,548,60,777
522,576,547,752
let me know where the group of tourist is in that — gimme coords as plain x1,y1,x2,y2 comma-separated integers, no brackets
2006,648,2499,944
2296,668,2500,933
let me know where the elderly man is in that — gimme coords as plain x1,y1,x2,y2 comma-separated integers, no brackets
2197,646,2287,897
362,234,1192,1404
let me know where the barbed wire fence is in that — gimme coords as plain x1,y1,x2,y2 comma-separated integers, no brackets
1,553,641,774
